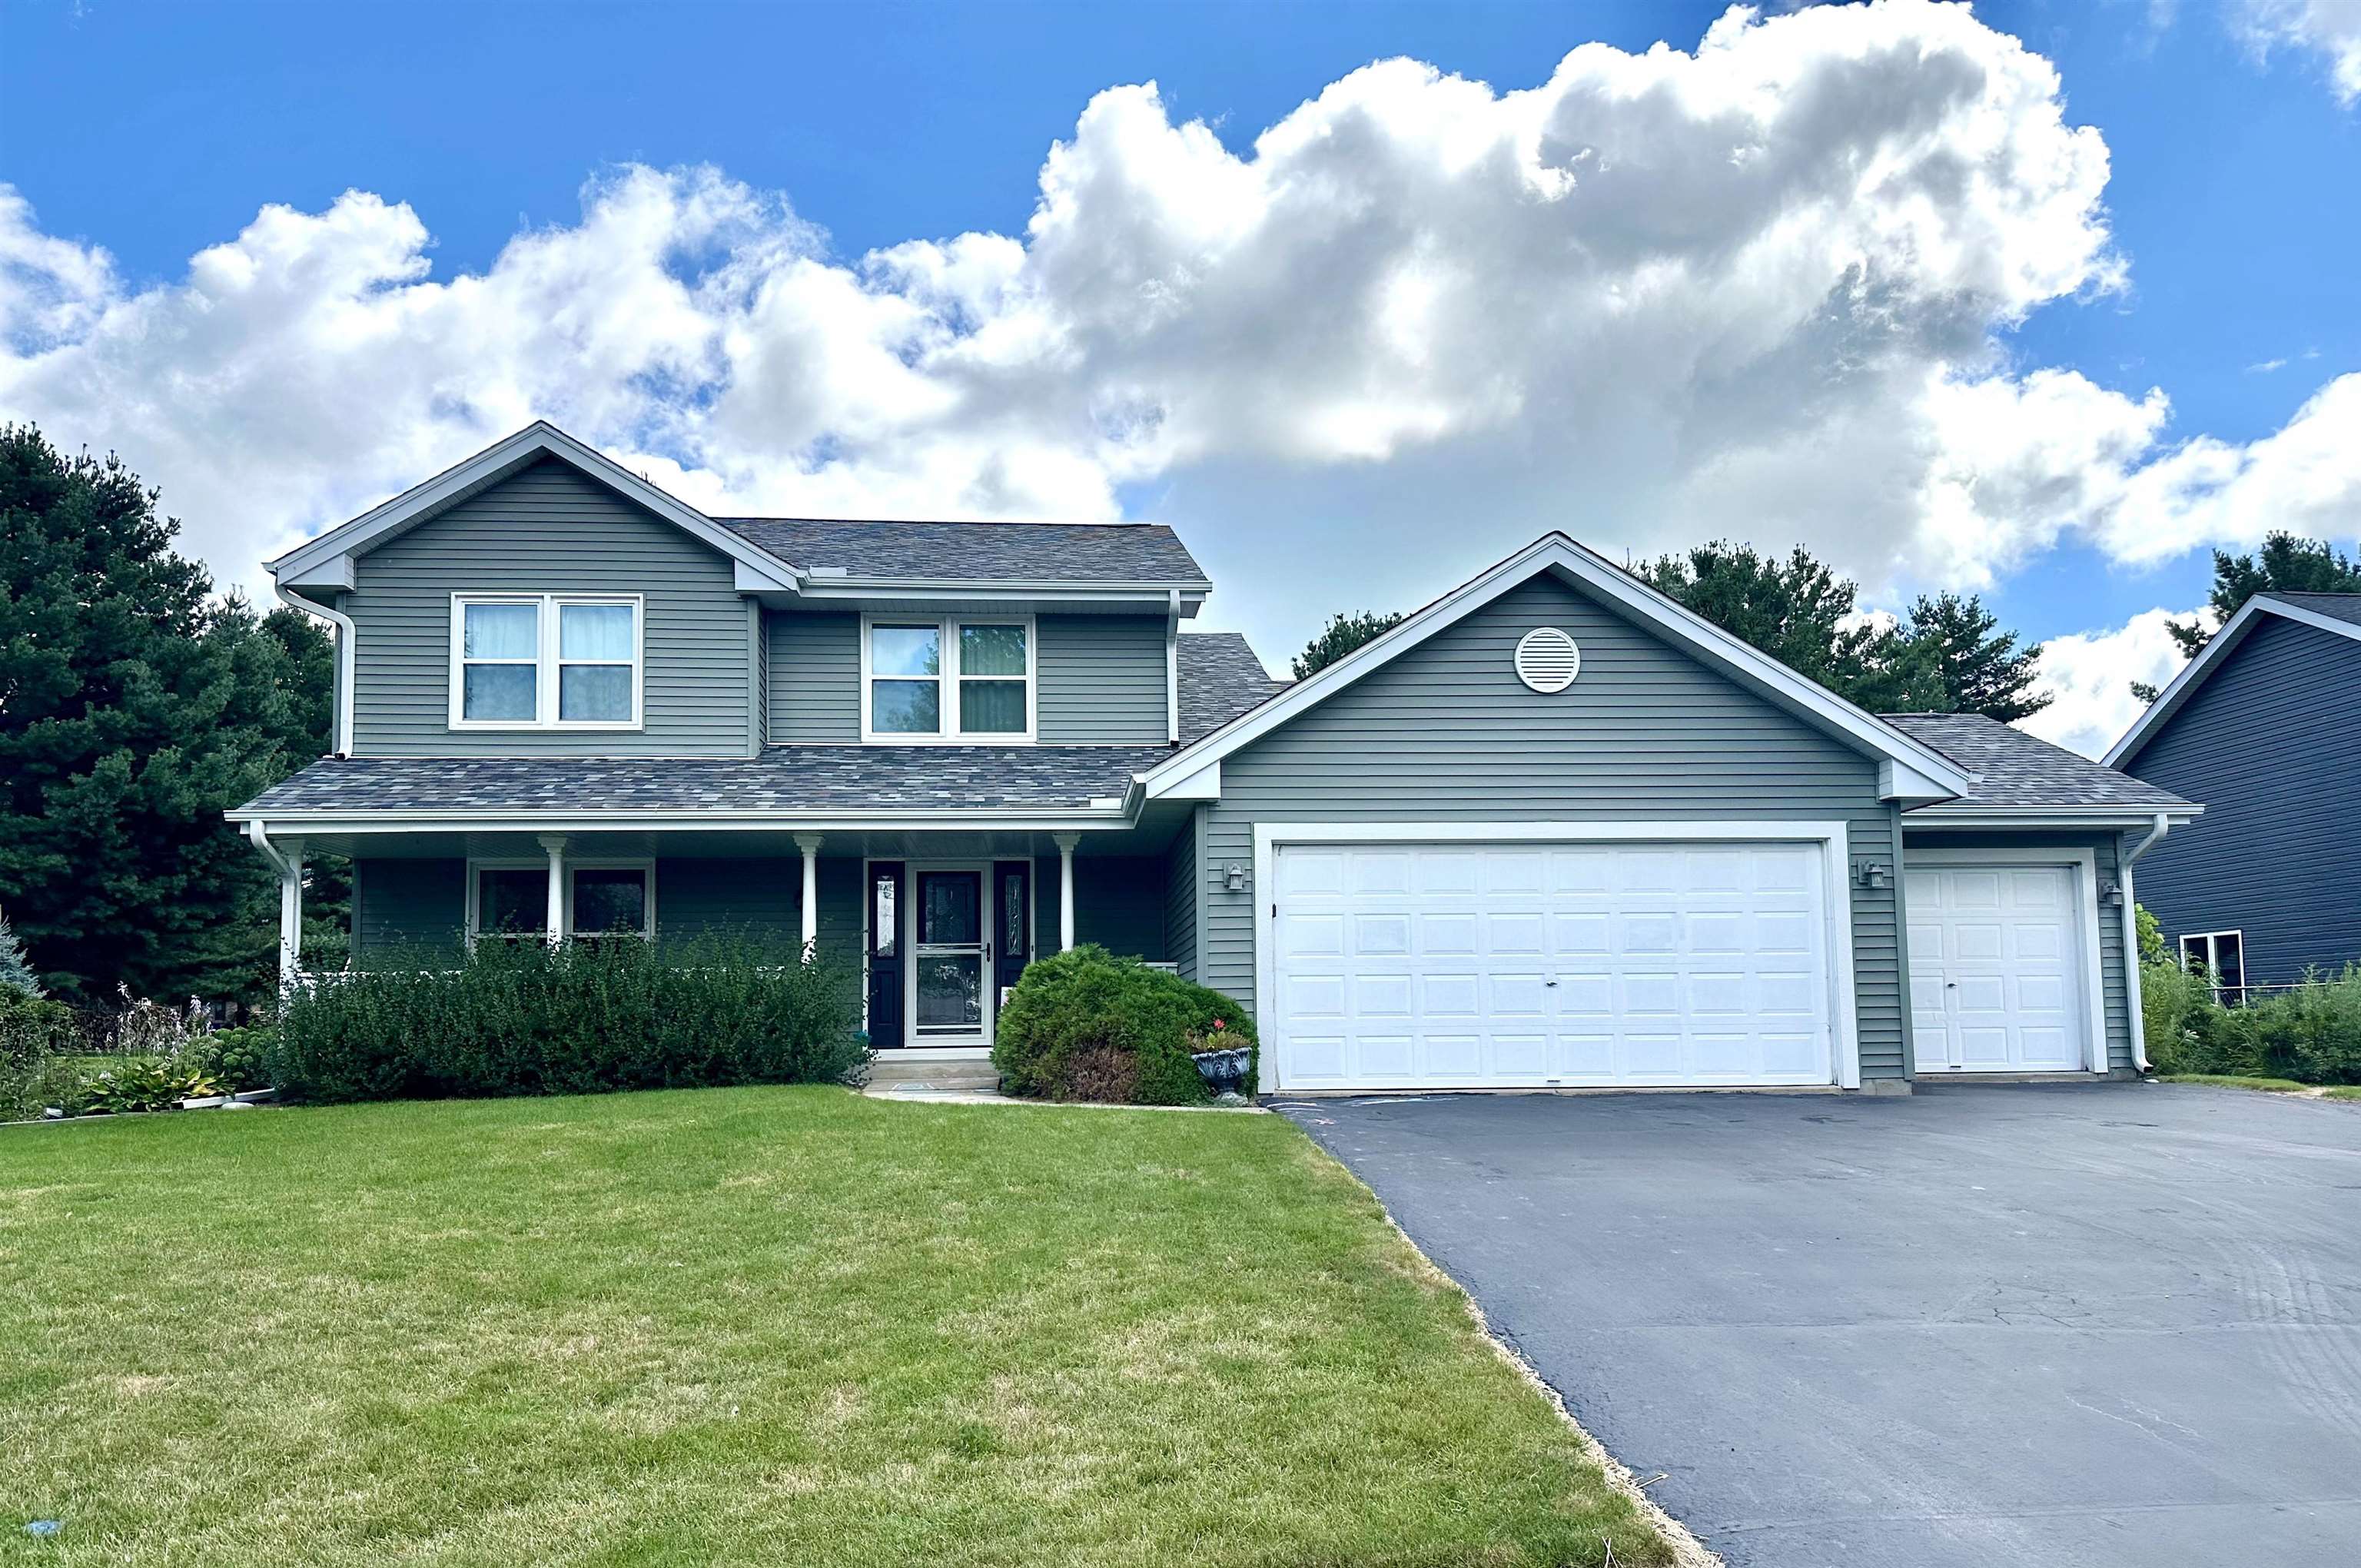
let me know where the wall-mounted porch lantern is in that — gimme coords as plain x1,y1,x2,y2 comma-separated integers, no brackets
1224,862,1248,892
1854,860,1891,889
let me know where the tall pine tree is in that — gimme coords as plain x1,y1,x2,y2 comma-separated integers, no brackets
1898,592,2051,723
2128,532,2361,700
0,424,335,1005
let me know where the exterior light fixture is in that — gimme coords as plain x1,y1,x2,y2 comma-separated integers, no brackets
1224,863,1248,892
1855,860,1891,889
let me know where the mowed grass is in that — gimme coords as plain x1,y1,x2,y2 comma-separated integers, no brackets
0,1088,1670,1566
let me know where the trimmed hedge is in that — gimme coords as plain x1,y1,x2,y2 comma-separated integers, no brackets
271,934,868,1104
991,945,1255,1105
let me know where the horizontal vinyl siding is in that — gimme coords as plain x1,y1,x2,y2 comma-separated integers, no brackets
1037,615,1169,745
1200,573,1903,1077
1032,855,1167,962
1900,829,2138,1072
1164,811,1200,980
352,859,466,961
2122,619,2361,982
767,613,861,743
347,457,751,756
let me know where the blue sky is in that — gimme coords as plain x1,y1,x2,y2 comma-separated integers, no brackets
4,0,2358,752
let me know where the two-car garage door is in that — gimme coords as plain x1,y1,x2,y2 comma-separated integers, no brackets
1268,839,1840,1091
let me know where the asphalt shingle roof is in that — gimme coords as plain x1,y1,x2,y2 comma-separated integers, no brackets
1177,633,1284,742
240,746,1168,816
2260,591,2361,629
1884,713,2193,812
714,517,1207,585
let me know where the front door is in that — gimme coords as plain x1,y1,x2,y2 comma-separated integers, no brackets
911,868,989,1045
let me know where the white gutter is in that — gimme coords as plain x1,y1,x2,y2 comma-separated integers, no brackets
275,581,355,756
2119,810,2173,1073
244,818,296,878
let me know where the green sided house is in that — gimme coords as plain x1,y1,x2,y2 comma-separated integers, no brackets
231,422,2198,1092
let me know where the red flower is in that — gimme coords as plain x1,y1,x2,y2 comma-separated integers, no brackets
1211,1017,1226,1031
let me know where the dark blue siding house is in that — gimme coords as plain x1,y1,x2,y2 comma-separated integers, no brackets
2107,593,2361,995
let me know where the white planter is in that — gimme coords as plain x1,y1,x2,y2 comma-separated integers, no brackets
181,1095,230,1110
233,1088,279,1105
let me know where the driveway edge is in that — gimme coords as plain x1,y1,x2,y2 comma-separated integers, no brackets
1356,1181,1725,1566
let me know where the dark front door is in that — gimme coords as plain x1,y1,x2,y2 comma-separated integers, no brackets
866,862,904,1048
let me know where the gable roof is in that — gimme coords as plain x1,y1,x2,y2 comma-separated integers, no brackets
1884,713,2194,819
2104,593,2361,768
716,517,1207,588
270,422,799,593
268,421,1210,597
1177,632,1286,742
1135,532,1977,805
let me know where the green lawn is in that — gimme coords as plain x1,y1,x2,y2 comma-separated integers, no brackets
2156,1073,2316,1093
0,1088,1671,1566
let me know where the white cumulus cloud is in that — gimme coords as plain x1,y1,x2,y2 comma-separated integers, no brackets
0,0,2356,662
2241,0,2361,102
2021,606,2203,759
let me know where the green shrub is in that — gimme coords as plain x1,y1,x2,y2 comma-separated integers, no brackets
2147,962,2361,1085
184,1026,275,1092
270,932,868,1105
991,945,1254,1105
76,1058,210,1115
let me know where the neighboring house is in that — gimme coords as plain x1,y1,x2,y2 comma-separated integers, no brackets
2104,593,2361,998
231,421,2197,1091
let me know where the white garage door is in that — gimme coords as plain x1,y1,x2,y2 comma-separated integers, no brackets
1269,840,1838,1091
1906,865,2091,1073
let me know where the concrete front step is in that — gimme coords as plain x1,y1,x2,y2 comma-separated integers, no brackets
867,1056,1001,1091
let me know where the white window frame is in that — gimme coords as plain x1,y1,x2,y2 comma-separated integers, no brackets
2179,928,2247,1005
858,613,1035,745
464,857,658,943
449,593,645,732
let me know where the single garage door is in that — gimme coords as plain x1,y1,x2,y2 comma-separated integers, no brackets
1906,863,2092,1072
1270,840,1838,1091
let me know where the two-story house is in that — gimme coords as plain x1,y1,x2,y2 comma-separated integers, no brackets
232,421,2197,1093
2105,593,2361,998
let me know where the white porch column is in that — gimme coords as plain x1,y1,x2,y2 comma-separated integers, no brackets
277,837,306,988
539,834,568,944
795,835,823,958
1053,834,1079,952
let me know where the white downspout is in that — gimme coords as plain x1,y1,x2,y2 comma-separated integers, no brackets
274,582,355,757
245,821,304,992
2120,812,2173,1072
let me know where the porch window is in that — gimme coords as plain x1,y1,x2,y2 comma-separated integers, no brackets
452,594,642,729
571,867,652,941
2180,929,2246,1005
473,866,546,939
862,616,1031,742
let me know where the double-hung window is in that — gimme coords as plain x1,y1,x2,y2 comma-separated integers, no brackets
452,593,643,729
862,616,1032,742
2179,929,2246,1006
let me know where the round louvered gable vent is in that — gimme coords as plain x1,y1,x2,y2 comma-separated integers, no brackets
1514,627,1581,693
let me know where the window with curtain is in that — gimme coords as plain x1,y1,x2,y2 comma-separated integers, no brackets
865,618,1031,740
453,595,640,728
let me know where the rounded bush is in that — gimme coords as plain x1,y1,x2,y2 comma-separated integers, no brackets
991,945,1255,1105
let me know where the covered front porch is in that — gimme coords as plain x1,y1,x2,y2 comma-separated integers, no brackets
247,818,1194,1053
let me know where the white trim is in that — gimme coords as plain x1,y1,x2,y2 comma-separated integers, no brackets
1136,534,1976,805
2122,855,2150,1071
1165,596,1181,746
1903,846,2111,1075
1248,820,1864,1093
2106,594,2361,767
228,808,1134,835
447,593,645,732
464,855,656,942
2177,928,2249,1006
858,612,1037,745
271,421,799,590
1906,806,2200,831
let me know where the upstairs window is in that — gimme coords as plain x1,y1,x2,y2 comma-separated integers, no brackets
451,594,642,729
2180,929,2246,1006
862,616,1031,742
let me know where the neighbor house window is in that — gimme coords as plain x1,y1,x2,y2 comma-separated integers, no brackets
467,862,654,942
451,594,642,729
862,616,1031,741
2180,929,2246,1006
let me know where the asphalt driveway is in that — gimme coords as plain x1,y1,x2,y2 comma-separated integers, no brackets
1280,1084,2361,1567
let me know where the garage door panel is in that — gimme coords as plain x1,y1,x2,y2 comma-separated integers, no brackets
1911,862,2090,1075
1270,839,1838,1091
